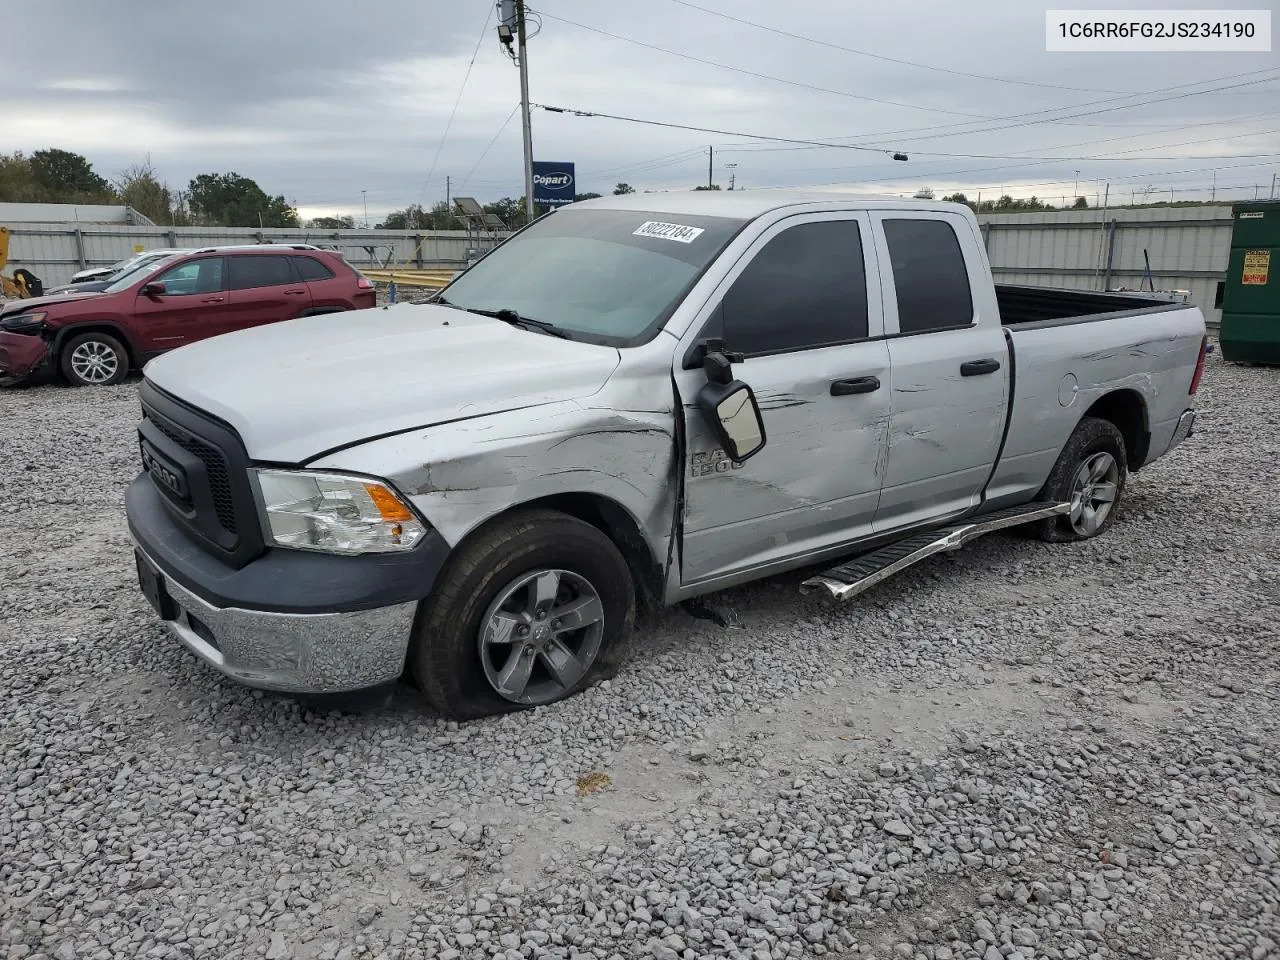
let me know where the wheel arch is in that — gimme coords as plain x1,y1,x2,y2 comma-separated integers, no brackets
1081,388,1151,471
52,322,141,368
445,492,666,613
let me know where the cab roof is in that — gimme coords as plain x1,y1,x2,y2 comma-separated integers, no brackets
561,190,972,221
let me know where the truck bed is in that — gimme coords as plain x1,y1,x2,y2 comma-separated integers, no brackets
996,284,1180,327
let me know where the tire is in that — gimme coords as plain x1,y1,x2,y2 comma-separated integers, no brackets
410,508,635,720
1028,416,1128,543
60,332,129,387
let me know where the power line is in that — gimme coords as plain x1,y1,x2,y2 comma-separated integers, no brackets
456,103,521,191
534,10,991,119
664,0,1136,96
534,103,909,158
416,4,494,209
790,69,1280,149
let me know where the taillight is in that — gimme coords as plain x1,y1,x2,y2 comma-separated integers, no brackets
356,276,374,290
1189,335,1208,394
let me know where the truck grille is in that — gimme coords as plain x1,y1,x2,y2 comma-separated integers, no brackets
136,380,264,570
147,416,237,535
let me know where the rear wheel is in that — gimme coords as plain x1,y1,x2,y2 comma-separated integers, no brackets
60,332,129,387
410,509,635,720
1029,416,1128,542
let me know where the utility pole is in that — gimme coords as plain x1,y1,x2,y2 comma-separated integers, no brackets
517,0,535,220
725,161,738,191
362,190,368,229
1212,170,1217,201
498,1,535,220
446,175,451,213
1074,170,1080,198
708,146,714,189
1271,172,1277,200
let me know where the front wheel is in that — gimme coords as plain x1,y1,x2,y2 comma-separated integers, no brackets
60,332,129,386
1029,416,1128,543
410,509,635,720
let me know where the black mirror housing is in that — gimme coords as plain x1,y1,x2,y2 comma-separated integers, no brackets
696,378,767,463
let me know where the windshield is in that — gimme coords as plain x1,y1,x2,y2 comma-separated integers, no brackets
438,207,746,344
102,255,181,294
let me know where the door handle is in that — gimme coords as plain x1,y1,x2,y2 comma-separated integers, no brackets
960,358,1001,376
830,376,881,396
201,296,225,303
284,289,307,295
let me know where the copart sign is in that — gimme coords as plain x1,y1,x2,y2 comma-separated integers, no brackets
532,161,576,207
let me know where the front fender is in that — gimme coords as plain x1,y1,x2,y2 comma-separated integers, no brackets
308,397,679,563
0,332,52,381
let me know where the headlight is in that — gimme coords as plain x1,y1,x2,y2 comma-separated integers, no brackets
1,312,47,333
251,469,427,555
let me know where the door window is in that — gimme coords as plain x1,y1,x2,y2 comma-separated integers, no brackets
228,255,296,290
293,256,336,281
151,258,224,296
720,219,869,356
882,219,974,334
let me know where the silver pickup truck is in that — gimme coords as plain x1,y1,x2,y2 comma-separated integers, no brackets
126,193,1207,718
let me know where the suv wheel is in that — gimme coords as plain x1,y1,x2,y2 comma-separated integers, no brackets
61,332,129,386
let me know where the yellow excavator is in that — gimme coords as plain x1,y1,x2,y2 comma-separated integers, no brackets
0,226,43,299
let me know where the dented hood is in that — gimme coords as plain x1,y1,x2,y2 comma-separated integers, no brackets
0,289,107,316
142,303,622,463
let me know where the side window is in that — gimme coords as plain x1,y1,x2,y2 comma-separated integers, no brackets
293,256,336,281
228,255,296,291
721,219,868,356
882,219,974,334
153,258,224,296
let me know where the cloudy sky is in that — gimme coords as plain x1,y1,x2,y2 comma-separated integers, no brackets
7,0,1279,222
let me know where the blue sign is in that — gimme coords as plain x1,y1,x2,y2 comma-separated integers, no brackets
532,161,576,207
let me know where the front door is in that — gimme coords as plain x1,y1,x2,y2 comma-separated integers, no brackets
226,254,312,330
674,212,892,587
868,212,1009,533
129,256,230,353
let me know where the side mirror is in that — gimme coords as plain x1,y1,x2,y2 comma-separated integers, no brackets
696,375,766,463
141,281,166,297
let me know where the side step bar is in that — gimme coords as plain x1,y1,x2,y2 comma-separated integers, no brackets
799,501,1070,602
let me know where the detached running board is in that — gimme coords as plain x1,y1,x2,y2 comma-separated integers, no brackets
799,501,1070,602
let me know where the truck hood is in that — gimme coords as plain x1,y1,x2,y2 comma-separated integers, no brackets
0,290,106,317
142,303,623,463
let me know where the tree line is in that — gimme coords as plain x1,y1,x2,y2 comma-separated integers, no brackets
0,148,300,227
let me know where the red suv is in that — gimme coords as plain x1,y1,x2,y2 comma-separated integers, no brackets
0,245,376,387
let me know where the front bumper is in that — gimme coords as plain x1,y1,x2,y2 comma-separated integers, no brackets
0,331,51,383
134,539,419,692
127,473,452,694
1166,409,1196,454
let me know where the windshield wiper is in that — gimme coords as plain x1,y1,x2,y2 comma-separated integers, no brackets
459,306,573,339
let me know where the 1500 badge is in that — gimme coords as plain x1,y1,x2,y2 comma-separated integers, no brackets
690,449,745,478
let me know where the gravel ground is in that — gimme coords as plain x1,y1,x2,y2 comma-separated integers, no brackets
2,349,1277,960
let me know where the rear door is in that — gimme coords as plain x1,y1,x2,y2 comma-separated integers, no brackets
868,212,1009,534
675,212,892,587
292,253,363,311
129,256,230,352
226,254,313,330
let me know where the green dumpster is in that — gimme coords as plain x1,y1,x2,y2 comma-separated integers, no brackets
1220,199,1280,364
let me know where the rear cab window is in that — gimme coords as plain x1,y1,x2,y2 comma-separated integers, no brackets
881,218,974,334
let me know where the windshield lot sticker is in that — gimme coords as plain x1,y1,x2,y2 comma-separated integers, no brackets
1243,250,1270,285
633,221,705,243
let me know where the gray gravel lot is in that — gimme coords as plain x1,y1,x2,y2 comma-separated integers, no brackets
2,350,1277,960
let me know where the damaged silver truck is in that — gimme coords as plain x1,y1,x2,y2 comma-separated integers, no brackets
126,193,1207,718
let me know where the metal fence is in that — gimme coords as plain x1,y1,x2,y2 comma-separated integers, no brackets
978,205,1233,327
2,223,508,288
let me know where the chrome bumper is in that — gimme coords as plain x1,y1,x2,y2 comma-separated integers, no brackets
1167,409,1196,453
134,541,418,694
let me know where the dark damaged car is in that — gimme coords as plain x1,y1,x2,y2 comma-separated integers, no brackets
0,245,376,387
